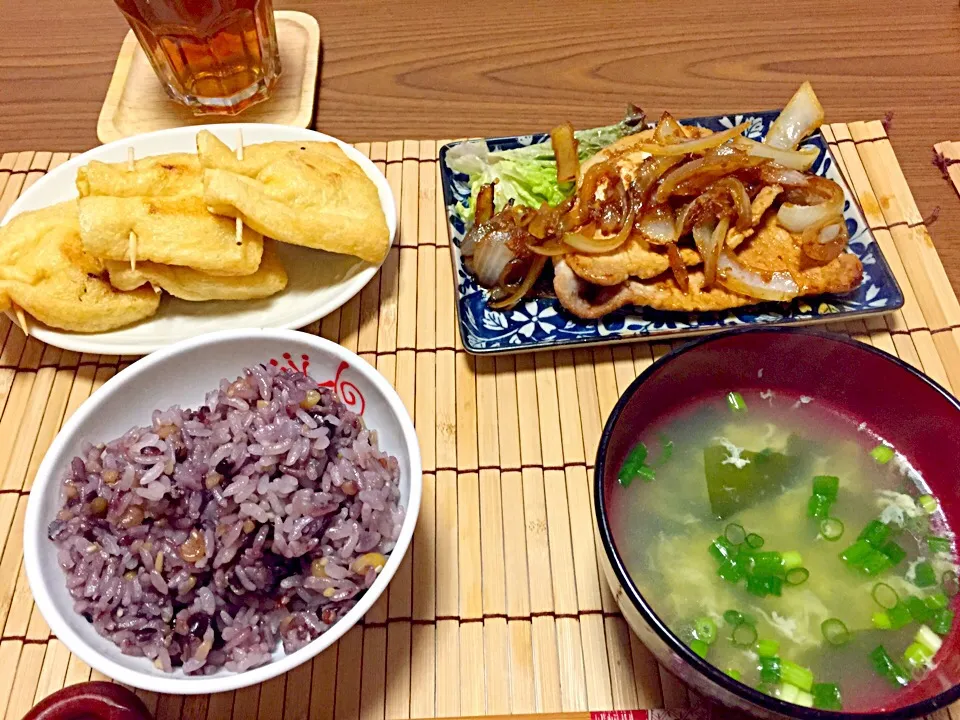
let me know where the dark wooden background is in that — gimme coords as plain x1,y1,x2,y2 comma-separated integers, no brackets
1,0,959,291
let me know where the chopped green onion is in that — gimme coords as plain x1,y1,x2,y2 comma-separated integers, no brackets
785,567,810,586
872,611,892,630
841,534,898,575
735,546,756,573
887,602,913,630
903,641,934,671
717,559,745,584
780,683,815,706
812,475,840,500
636,465,656,482
694,617,717,645
745,532,764,549
861,549,894,576
931,608,954,636
727,391,746,412
780,659,814,692
746,575,783,597
806,474,839,519
618,442,648,487
870,645,910,688
652,435,674,467
759,656,781,684
782,551,803,570
726,668,742,682
914,561,938,588
689,638,709,659
724,523,746,545
872,583,899,610
812,683,843,711
751,551,785,578
943,570,960,597
906,596,933,623
779,683,800,704
819,518,844,541
723,609,745,626
915,624,943,654
807,493,833,519
925,592,949,610
840,539,873,566
731,622,758,647
756,638,780,658
858,520,891,548
918,494,939,514
927,536,953,554
871,444,895,464
708,536,736,563
879,540,906,566
821,618,851,646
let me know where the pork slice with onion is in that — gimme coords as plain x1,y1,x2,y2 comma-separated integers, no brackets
554,259,755,316
716,251,800,302
800,218,849,264
725,185,783,251
564,236,701,287
553,260,639,319
554,219,863,318
716,213,861,301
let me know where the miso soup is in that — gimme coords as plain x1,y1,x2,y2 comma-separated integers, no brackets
610,389,958,712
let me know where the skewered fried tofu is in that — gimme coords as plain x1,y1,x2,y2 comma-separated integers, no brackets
197,131,389,264
0,202,160,332
105,239,287,302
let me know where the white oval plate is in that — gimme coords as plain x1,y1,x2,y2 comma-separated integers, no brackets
1,125,397,356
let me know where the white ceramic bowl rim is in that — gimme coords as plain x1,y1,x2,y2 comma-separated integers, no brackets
23,328,422,695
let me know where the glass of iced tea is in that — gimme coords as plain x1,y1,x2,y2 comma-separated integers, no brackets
113,0,282,115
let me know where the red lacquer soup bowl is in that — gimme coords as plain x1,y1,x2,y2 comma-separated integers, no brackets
594,327,960,720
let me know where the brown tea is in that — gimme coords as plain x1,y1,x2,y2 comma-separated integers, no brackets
114,0,281,114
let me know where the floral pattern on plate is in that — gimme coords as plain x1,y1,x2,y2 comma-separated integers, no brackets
439,109,904,354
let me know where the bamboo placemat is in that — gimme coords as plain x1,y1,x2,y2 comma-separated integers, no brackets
934,140,960,199
1,124,959,720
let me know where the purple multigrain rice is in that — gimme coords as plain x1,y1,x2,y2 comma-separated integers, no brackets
48,364,404,675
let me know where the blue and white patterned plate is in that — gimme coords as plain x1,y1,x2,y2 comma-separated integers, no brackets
438,110,904,355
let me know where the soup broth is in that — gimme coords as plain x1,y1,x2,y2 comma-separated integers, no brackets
610,390,958,712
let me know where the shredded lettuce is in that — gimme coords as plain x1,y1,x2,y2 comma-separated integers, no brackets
444,107,645,223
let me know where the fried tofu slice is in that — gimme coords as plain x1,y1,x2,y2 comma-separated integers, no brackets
553,215,863,319
78,194,262,275
197,131,390,264
77,152,263,276
0,202,160,332
105,239,287,302
77,154,203,197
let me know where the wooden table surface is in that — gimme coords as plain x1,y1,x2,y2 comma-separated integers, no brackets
1,0,959,292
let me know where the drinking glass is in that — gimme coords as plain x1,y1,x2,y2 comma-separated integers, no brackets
113,0,282,115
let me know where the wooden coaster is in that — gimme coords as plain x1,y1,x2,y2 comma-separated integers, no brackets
96,10,319,143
